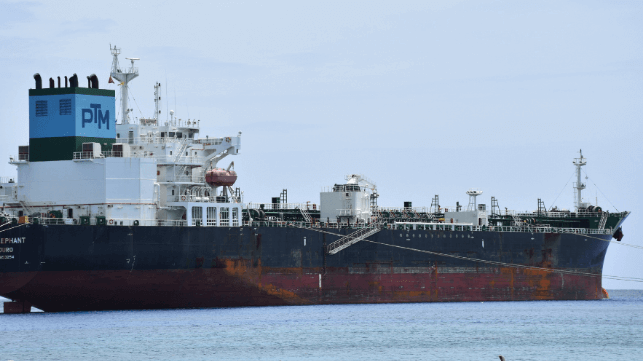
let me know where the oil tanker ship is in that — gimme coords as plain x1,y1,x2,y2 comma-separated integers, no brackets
0,46,629,313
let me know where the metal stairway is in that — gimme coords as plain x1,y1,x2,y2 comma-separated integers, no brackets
299,207,312,223
326,227,381,255
598,212,608,230
512,215,523,226
173,141,193,183
173,141,190,163
19,201,35,216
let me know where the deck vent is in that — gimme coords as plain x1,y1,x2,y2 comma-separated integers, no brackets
35,101,47,117
59,99,71,115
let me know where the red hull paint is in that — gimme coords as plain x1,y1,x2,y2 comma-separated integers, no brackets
6,261,603,312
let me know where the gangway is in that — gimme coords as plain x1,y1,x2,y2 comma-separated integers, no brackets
326,227,381,255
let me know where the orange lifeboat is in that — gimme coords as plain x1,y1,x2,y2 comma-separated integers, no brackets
205,168,237,187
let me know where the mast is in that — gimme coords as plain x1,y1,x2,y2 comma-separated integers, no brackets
154,82,161,121
573,149,587,211
110,45,139,124
466,189,483,211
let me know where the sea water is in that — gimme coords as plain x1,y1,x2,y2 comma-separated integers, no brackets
1,290,642,361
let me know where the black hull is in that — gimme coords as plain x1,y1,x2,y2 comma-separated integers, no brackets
0,224,610,311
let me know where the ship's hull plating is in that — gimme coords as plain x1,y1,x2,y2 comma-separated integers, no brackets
0,224,610,312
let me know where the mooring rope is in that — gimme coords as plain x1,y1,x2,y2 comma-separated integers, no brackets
0,222,28,234
361,239,643,283
292,224,643,283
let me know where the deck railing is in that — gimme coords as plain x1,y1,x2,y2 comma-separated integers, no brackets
0,216,615,236
246,202,319,211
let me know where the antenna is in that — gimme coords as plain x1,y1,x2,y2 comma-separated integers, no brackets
154,82,161,121
110,45,139,124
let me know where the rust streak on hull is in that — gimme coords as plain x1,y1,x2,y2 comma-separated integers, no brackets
4,263,604,312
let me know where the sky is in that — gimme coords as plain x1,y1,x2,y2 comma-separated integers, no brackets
0,0,641,289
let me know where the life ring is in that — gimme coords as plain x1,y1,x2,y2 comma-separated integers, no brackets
108,219,114,225
225,137,231,143
181,195,186,201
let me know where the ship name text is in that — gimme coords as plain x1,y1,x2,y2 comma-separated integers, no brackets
1,237,25,244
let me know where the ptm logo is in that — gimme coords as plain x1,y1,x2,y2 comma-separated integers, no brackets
82,104,110,129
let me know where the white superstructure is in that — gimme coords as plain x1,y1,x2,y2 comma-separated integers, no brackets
0,47,243,227
320,174,377,224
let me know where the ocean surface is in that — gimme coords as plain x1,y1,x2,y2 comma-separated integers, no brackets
1,290,642,361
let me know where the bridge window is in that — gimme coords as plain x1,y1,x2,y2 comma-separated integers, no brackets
191,206,202,226
232,208,239,227
207,207,217,226
220,207,229,226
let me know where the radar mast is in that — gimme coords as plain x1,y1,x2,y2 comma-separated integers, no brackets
573,149,587,211
110,45,139,124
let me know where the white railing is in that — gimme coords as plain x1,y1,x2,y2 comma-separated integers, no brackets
115,66,138,74
9,155,28,163
377,206,429,214
73,151,102,159
114,136,224,146
0,177,16,184
73,151,204,164
246,202,319,211
509,211,607,218
2,216,615,234
171,195,241,203
161,175,205,183
194,138,225,146
392,222,613,235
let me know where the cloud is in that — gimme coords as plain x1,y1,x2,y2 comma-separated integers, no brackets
0,1,39,30
58,18,116,35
